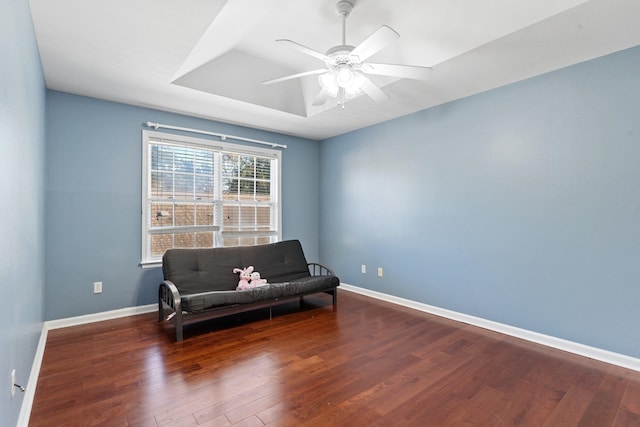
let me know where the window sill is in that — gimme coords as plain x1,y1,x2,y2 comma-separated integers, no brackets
140,260,162,269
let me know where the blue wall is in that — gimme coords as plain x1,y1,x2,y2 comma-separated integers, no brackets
320,46,640,358
0,0,46,423
45,91,320,320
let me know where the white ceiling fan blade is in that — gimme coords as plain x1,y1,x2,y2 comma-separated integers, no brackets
350,25,399,62
312,89,330,106
262,69,327,85
363,63,433,80
361,77,389,104
276,39,332,63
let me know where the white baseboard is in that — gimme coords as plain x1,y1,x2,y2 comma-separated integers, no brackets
44,304,157,330
16,324,48,427
339,283,640,372
17,304,157,427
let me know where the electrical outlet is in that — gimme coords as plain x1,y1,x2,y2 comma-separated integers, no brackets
10,369,15,399
361,264,366,274
378,267,384,277
93,281,103,294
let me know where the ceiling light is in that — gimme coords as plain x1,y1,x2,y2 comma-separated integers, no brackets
318,67,367,105
319,71,339,97
336,64,354,88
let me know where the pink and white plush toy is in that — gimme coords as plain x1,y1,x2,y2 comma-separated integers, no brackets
250,271,268,287
233,266,254,290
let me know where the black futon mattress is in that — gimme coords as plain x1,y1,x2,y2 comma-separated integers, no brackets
162,240,339,313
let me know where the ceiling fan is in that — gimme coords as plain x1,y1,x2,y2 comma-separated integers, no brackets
262,0,432,108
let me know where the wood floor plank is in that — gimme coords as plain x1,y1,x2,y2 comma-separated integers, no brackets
29,291,640,426
612,409,640,427
620,375,640,415
577,369,629,427
542,368,604,426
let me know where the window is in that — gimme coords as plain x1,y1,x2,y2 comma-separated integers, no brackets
141,130,281,266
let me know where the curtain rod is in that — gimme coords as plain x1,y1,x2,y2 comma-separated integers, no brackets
145,122,287,149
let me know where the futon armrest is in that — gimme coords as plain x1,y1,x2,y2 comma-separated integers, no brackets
159,280,182,315
308,262,335,277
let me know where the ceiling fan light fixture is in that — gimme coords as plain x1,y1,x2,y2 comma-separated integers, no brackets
336,64,354,88
345,71,366,98
319,71,339,97
319,66,366,101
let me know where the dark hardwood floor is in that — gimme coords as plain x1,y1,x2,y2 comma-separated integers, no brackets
30,290,640,426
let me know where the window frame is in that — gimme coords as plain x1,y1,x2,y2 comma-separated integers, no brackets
140,130,282,268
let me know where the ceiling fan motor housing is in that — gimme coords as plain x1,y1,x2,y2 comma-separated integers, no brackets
325,45,361,79
326,45,357,61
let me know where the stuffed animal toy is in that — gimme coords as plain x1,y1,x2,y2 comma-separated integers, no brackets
233,266,254,290
250,271,268,287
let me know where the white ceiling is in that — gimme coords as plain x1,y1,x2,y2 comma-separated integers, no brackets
29,0,640,141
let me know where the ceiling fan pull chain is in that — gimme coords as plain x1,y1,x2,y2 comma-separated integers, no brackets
338,88,346,108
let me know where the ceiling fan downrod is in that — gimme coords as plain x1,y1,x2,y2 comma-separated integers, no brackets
335,1,353,46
